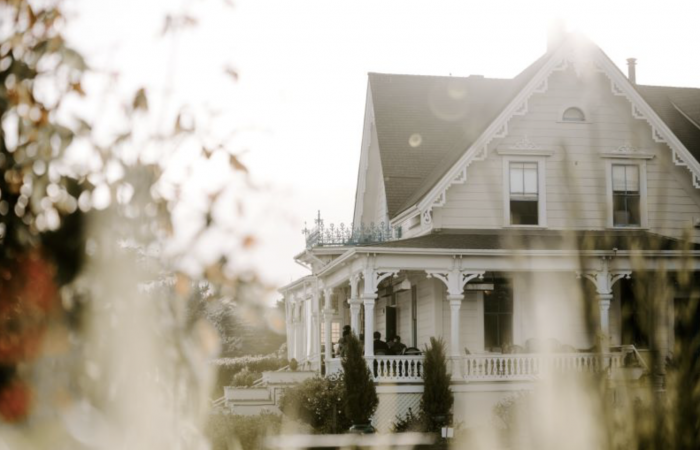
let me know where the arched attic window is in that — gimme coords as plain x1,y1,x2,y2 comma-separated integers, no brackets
562,107,586,122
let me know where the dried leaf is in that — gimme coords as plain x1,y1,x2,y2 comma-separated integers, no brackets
230,154,248,173
224,66,239,82
132,88,148,112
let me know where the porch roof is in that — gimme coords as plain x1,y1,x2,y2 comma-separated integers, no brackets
364,229,700,252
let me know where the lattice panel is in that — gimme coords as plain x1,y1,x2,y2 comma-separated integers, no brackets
372,392,422,433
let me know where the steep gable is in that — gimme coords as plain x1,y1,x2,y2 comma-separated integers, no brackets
369,53,549,219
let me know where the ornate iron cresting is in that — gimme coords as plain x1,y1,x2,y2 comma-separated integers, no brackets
302,211,395,248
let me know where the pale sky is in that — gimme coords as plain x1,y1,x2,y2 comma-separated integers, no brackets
63,0,700,293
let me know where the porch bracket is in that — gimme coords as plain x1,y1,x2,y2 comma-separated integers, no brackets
576,259,631,337
426,269,485,296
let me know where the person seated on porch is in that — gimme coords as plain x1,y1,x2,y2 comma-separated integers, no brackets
388,336,407,355
373,331,389,355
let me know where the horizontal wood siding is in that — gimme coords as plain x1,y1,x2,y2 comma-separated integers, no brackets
416,277,436,349
430,66,700,240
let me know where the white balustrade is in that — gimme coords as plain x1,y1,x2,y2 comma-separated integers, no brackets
460,353,623,381
371,355,424,382
325,353,623,383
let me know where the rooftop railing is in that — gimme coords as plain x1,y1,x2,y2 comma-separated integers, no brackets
303,212,395,248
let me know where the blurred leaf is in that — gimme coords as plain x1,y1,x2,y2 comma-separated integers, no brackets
229,154,247,173
224,66,239,82
132,88,148,112
61,47,87,71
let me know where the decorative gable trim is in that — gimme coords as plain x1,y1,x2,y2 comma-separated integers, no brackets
402,38,700,231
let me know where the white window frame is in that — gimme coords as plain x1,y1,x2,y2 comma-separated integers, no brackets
605,159,648,229
502,155,548,228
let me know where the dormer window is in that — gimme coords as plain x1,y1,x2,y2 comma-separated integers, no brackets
562,107,586,122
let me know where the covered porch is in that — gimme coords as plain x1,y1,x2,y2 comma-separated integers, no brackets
281,230,696,384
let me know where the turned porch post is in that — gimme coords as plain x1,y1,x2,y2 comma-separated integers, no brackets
322,288,334,361
448,295,465,359
426,269,484,378
362,268,399,357
311,289,321,368
348,274,362,336
577,257,631,351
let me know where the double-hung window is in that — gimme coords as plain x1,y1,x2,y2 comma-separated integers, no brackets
612,164,641,227
509,162,539,225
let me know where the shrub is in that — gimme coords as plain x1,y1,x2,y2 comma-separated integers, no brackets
206,412,282,450
494,391,532,432
391,407,425,432
230,367,261,387
342,333,378,427
421,337,453,432
279,374,351,434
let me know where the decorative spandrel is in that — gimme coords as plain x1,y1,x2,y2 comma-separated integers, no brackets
302,211,395,248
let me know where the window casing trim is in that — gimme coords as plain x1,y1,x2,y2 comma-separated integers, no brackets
605,160,648,229
502,155,548,228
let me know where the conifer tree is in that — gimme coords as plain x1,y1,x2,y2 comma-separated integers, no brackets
421,337,454,432
342,333,378,430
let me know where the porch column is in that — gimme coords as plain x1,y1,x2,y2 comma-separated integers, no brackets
311,289,321,369
577,257,631,352
448,295,465,359
598,293,613,336
323,288,334,361
348,274,362,336
363,295,376,357
361,268,399,357
426,269,484,379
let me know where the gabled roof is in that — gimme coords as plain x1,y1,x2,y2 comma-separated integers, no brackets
636,85,700,162
369,53,550,218
369,43,700,220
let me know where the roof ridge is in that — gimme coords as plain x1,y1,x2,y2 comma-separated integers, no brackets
368,71,511,81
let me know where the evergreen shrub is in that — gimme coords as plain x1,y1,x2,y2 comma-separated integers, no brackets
342,333,378,427
421,337,453,432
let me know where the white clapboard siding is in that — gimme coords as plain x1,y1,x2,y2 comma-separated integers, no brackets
430,66,700,240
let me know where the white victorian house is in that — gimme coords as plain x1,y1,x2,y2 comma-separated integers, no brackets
280,32,700,429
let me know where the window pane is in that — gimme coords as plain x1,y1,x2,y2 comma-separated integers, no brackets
563,107,585,122
612,165,626,191
523,164,538,194
510,163,523,194
625,166,639,192
613,194,640,226
499,314,513,347
510,200,538,225
484,315,498,350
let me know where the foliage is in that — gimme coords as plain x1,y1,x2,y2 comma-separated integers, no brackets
279,374,351,434
421,337,453,432
230,368,261,387
206,412,282,450
391,407,425,433
211,354,287,395
494,391,532,432
342,333,378,426
289,358,298,371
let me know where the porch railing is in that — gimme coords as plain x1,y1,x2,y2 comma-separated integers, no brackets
325,352,625,383
457,352,624,381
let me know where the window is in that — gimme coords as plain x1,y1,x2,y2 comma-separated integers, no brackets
484,281,513,352
612,164,640,227
562,107,585,122
509,162,539,225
